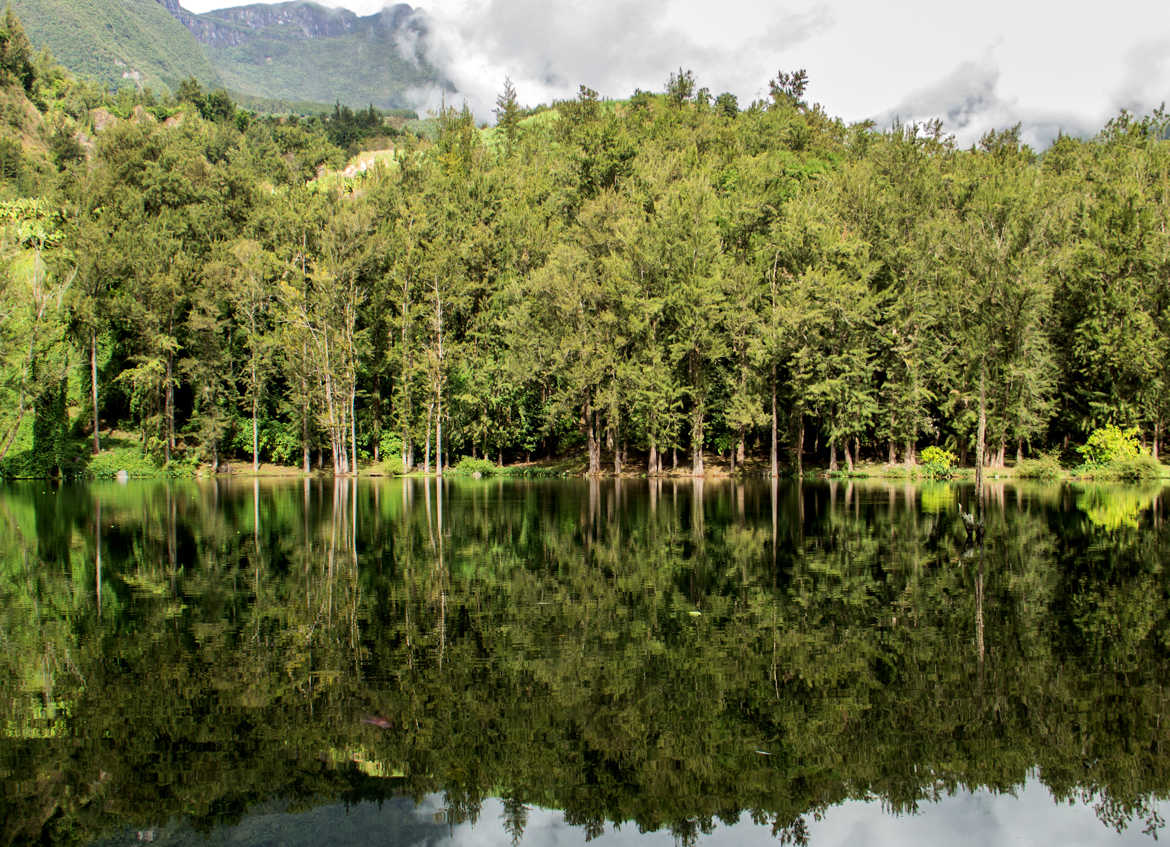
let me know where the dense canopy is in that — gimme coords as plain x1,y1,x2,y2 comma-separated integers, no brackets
2,21,1170,479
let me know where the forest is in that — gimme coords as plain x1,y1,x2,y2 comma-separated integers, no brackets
2,8,1170,479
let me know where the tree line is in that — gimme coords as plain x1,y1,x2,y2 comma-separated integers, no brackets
2,33,1170,477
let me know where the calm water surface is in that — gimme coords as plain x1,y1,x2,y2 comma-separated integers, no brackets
3,477,1169,846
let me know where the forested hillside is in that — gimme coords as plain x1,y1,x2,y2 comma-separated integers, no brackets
192,2,439,110
1,25,1169,480
6,0,441,111
8,0,223,92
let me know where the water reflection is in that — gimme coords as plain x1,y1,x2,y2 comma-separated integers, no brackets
2,477,1170,846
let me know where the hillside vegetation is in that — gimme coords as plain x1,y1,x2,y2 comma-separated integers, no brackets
9,0,223,92
204,20,438,110
6,0,442,111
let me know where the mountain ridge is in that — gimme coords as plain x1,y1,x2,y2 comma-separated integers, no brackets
9,0,442,111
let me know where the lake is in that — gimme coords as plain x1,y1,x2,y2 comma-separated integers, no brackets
2,476,1169,846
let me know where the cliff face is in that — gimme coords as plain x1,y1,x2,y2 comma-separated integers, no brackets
158,1,423,49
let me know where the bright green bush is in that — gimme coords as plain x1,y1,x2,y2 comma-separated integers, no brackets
1078,424,1141,466
920,446,956,478
1016,453,1063,480
452,456,500,476
87,446,162,479
1081,454,1167,481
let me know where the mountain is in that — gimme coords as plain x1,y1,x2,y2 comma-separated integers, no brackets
174,1,440,110
8,0,442,111
9,0,224,92
8,0,442,112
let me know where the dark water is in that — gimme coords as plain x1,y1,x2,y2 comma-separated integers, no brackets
3,476,1170,846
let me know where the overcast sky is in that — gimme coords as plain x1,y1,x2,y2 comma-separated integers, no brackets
179,0,1170,147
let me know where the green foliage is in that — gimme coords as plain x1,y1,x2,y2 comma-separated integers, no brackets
452,456,502,476
9,0,223,93
86,445,162,478
201,13,439,112
1016,452,1063,480
1079,454,1167,481
920,445,956,478
1079,424,1142,465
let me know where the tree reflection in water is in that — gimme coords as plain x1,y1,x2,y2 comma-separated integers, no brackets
1,477,1168,845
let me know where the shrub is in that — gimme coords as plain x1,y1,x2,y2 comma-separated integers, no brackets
1078,424,1141,466
1016,453,1062,480
452,456,500,476
87,446,162,479
1082,454,1167,482
920,446,956,478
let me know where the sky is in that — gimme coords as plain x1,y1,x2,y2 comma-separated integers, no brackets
179,0,1170,147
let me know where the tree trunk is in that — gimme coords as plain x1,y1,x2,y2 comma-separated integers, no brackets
165,350,174,464
613,422,622,477
91,331,100,455
975,368,987,513
1156,419,1162,461
737,433,745,465
423,401,433,475
252,361,259,473
770,380,779,478
888,439,896,465
844,439,854,472
829,439,838,472
350,386,358,476
435,389,443,477
903,439,914,467
691,402,704,477
794,412,804,478
584,396,599,476
995,437,1006,469
302,395,311,474
1016,437,1023,465
648,439,659,477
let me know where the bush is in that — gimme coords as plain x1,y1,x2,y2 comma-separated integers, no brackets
87,446,162,479
1078,424,1141,466
1016,453,1063,480
920,446,956,478
451,456,500,476
1081,454,1167,482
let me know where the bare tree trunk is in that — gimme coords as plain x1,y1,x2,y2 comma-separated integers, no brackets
844,439,854,472
252,359,260,473
91,331,100,455
975,368,987,516
435,388,443,477
584,396,600,476
648,438,658,477
165,350,174,464
794,412,804,478
424,401,433,475
691,402,704,477
770,380,778,478
829,439,838,472
302,395,311,474
350,385,358,476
